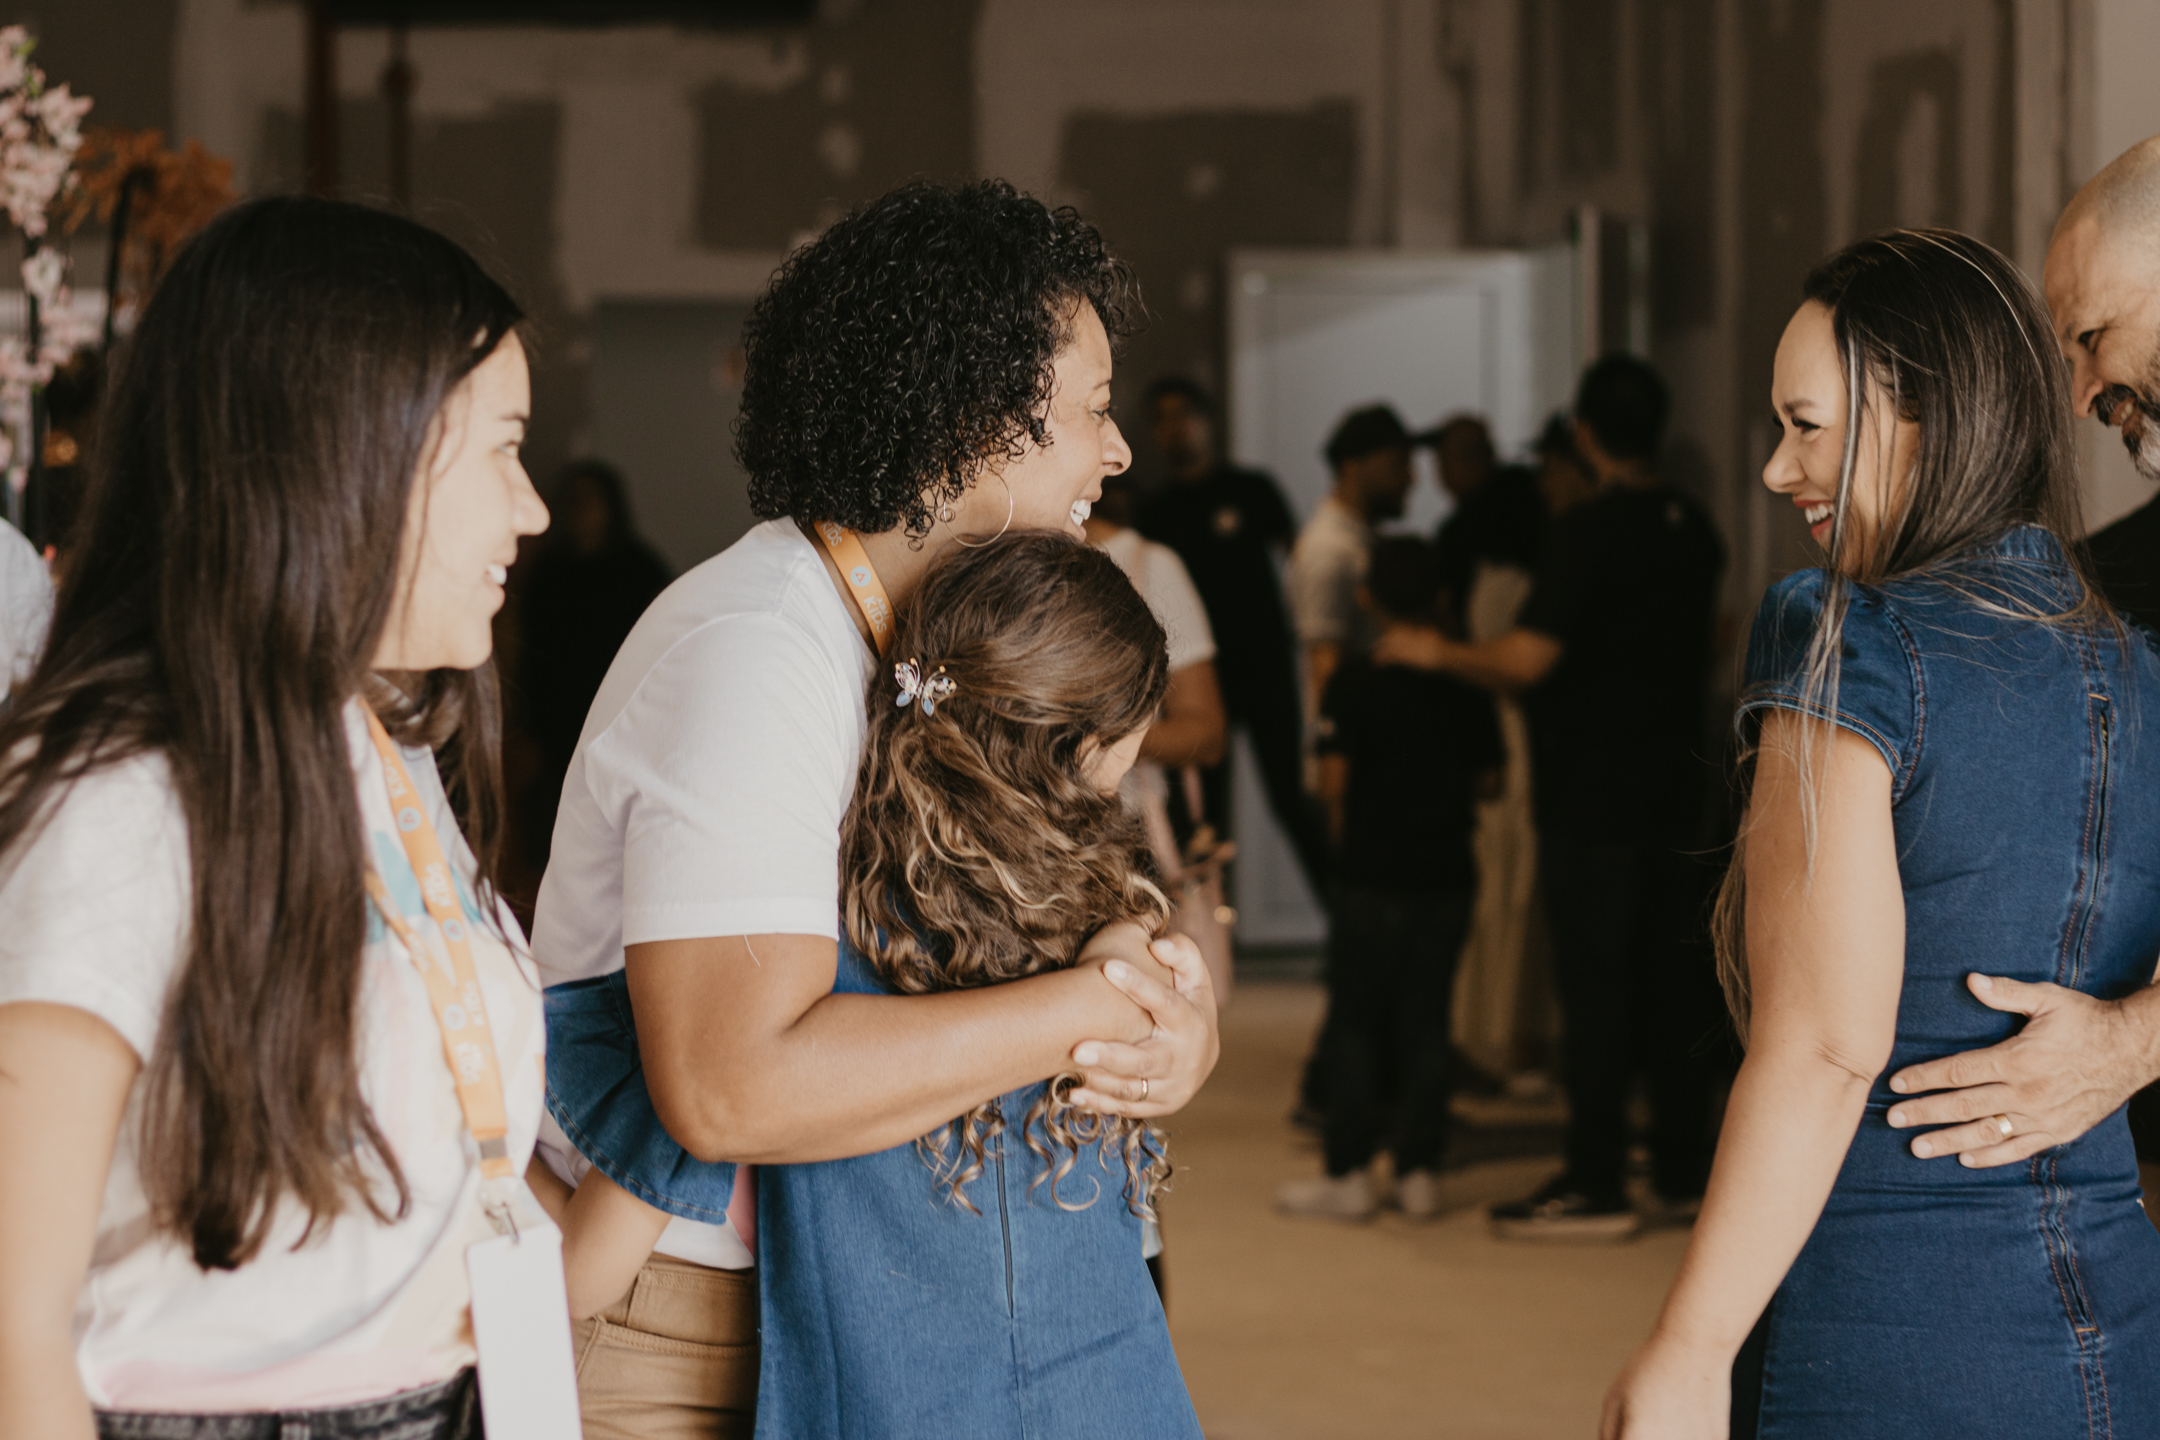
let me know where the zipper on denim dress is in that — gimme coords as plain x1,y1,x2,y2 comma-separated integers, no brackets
993,1124,1016,1318
2065,695,2113,990
2041,692,2110,1372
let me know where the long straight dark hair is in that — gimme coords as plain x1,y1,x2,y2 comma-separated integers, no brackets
0,196,524,1268
1716,228,2105,1035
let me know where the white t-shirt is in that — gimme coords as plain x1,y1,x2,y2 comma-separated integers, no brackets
1287,497,1376,654
531,518,874,1269
0,702,545,1413
0,515,52,694
1095,527,1217,674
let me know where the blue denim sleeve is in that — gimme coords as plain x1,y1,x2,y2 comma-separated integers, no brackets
1735,568,1918,798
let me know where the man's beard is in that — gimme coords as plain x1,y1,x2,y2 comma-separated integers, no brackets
2093,373,2160,482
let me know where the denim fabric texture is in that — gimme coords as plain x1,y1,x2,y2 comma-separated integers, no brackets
754,939,1203,1440
543,971,736,1223
1732,527,2160,1438
96,1369,480,1439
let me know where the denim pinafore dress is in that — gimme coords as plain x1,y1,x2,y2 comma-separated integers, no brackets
1732,527,2160,1439
753,937,1201,1440
544,934,1202,1440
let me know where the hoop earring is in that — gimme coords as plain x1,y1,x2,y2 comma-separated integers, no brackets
950,474,1015,550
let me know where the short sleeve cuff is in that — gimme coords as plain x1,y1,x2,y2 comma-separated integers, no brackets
0,971,162,1061
1736,570,1920,799
621,896,841,947
1731,690,1904,786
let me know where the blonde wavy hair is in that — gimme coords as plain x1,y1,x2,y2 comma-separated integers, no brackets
842,531,1174,1215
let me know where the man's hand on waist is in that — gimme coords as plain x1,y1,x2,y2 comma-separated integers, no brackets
1884,972,2160,1166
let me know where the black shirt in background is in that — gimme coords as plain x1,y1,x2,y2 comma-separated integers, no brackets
1316,658,1505,894
2092,494,2160,1169
2086,492,2160,635
1435,465,1545,600
1138,463,1299,693
1516,483,1724,841
518,538,675,775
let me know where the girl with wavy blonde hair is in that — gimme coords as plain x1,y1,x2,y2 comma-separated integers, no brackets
743,530,1202,1437
838,532,1177,1217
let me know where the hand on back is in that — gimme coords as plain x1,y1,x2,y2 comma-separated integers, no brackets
1886,973,2157,1165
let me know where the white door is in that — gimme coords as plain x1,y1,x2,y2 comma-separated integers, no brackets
1224,246,1579,946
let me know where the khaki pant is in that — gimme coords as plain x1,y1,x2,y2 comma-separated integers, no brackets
572,1255,757,1440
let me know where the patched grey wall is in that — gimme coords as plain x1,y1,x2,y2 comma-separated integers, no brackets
1738,0,1830,588
1059,102,1359,433
693,0,978,249
71,0,2145,605
262,98,586,490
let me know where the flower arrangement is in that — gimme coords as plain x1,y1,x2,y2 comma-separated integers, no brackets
66,127,233,345
0,24,93,496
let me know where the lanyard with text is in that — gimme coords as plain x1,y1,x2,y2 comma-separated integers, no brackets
814,520,896,659
360,708,515,1194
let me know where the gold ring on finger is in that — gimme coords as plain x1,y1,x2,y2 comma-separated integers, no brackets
1139,1077,1149,1103
1992,1113,2013,1139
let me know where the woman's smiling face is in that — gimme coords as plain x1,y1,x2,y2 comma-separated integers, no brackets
374,333,550,672
1764,299,1918,571
950,300,1131,541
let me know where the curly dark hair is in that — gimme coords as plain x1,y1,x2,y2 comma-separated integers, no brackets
736,180,1140,539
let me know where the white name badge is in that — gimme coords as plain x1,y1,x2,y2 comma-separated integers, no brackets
466,1199,582,1440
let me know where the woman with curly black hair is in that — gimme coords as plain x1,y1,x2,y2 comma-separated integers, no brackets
525,180,1221,1438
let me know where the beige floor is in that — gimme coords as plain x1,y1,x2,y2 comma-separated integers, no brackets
1158,981,1690,1440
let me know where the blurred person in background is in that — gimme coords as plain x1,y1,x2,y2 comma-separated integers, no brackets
1283,403,1425,1132
1534,411,1599,518
1377,356,1725,1238
1278,536,1503,1224
1137,378,1327,895
1286,404,1423,718
1435,416,1557,1095
1086,475,1232,1303
1432,414,1544,606
514,458,672,869
1085,476,1234,1005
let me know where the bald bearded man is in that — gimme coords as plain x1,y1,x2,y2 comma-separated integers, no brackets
1877,137,2160,1179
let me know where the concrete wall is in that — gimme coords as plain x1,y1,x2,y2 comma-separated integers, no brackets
36,1,2160,577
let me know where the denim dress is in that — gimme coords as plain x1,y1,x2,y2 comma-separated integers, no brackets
1732,527,2160,1439
753,938,1203,1440
544,938,1202,1439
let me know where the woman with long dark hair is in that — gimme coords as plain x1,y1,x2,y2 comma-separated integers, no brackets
0,196,549,1438
1603,229,2160,1438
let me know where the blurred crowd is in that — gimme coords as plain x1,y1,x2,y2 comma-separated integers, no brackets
380,352,1737,1248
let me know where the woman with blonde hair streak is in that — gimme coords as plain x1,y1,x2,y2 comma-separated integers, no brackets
1605,229,2160,1438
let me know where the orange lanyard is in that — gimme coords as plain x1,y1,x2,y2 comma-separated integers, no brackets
361,707,514,1183
813,520,896,659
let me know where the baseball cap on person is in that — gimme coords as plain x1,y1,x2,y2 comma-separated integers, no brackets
1324,404,1438,468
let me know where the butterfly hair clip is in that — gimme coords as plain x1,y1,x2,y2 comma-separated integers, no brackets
894,658,958,717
